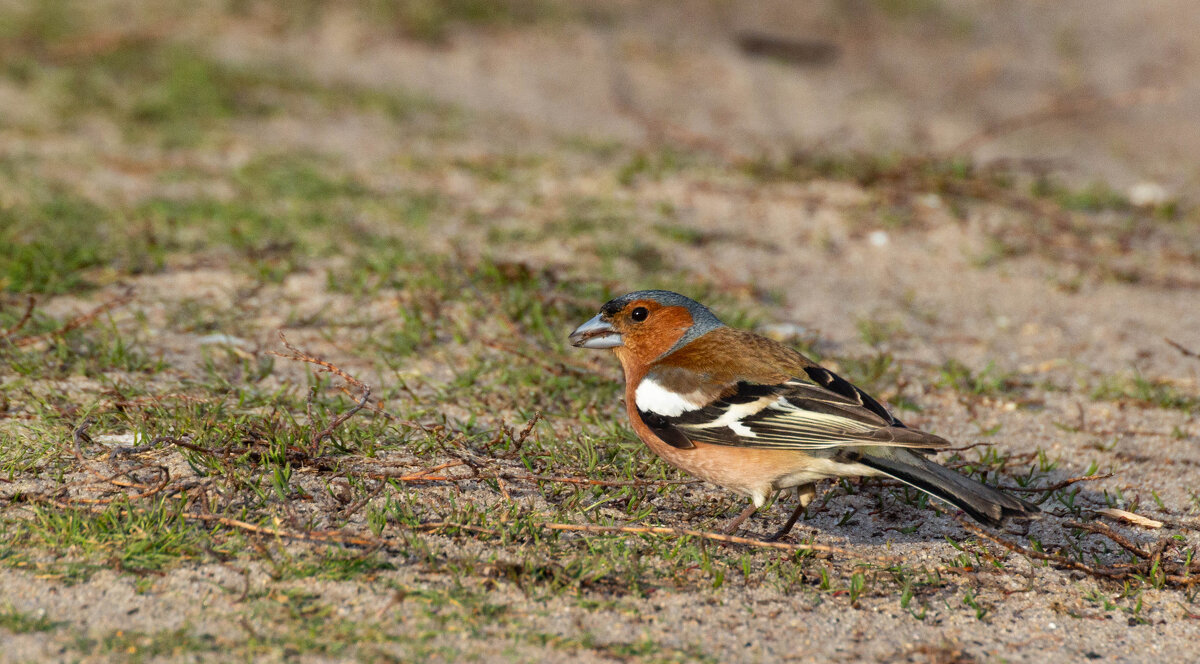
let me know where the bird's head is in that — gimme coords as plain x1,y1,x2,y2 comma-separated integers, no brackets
568,290,724,363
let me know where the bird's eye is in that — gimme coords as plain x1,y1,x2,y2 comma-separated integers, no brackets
630,307,649,322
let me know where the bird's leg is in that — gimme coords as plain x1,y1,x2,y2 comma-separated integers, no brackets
720,502,759,535
763,504,804,542
763,483,816,542
797,482,817,508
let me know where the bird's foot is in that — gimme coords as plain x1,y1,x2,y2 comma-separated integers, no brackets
720,503,759,536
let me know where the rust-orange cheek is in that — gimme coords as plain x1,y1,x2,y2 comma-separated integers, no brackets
620,305,694,363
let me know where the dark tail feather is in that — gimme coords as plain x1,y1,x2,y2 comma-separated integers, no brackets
857,449,1040,526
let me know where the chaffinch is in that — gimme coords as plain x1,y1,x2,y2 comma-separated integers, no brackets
569,290,1038,540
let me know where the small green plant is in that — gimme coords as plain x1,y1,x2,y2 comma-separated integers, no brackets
962,588,989,621
1092,372,1200,411
848,571,868,605
936,359,1016,396
856,317,905,347
0,605,60,633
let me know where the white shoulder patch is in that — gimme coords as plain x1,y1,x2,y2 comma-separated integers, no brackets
697,397,776,438
635,378,705,417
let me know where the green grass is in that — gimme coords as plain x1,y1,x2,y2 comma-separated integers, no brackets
0,605,61,633
1092,372,1200,411
2,316,163,378
6,500,223,578
71,627,223,662
935,359,1020,396
376,0,563,44
856,316,906,347
0,190,112,293
0,37,449,295
1030,178,1134,214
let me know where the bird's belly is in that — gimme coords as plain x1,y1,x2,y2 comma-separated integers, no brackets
770,457,880,491
648,442,877,507
627,396,882,506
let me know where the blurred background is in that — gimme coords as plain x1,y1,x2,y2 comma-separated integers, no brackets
4,0,1200,192
13,1,1199,184
3,4,1200,660
4,0,1200,350
5,0,1200,366
276,0,1200,195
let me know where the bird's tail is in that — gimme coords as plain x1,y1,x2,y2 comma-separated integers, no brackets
856,448,1039,526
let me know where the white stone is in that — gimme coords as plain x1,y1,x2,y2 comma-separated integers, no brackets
1128,181,1168,207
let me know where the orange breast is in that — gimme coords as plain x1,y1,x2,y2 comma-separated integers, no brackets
623,383,819,506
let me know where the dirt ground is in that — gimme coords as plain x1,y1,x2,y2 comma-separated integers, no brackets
2,1,1199,662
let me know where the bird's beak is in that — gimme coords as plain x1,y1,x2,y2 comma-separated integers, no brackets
569,314,623,349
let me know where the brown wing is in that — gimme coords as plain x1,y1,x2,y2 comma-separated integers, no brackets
638,371,949,452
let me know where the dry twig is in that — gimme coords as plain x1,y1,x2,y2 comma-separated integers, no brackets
949,511,1198,587
0,295,36,341
953,85,1179,154
12,287,134,348
1166,338,1200,360
269,331,371,451
1001,473,1112,494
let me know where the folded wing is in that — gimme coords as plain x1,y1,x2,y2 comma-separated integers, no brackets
638,366,950,452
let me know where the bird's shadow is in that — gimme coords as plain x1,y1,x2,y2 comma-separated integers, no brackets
684,476,1129,549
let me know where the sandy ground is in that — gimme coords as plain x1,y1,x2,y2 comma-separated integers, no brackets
211,0,1200,193
3,2,1200,662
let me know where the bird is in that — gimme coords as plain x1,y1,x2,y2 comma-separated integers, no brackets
568,289,1038,540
